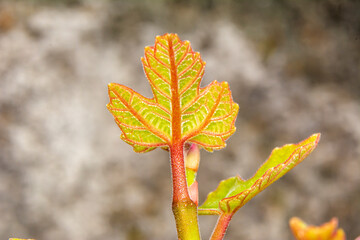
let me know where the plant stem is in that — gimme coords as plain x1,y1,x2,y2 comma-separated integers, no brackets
210,213,233,240
170,142,201,240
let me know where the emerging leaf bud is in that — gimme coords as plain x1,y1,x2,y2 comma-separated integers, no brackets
185,144,200,205
185,144,200,172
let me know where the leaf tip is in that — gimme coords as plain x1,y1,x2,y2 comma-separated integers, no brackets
222,81,229,88
144,46,152,52
108,83,115,90
313,132,321,144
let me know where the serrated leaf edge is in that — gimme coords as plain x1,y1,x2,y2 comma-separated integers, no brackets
199,133,320,215
221,134,320,213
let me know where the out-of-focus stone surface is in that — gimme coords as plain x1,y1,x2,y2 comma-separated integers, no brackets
0,1,359,239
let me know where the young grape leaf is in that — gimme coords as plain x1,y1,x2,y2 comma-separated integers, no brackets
107,33,239,152
198,133,320,215
289,217,346,240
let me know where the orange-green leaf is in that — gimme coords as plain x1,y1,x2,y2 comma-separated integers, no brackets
289,217,346,240
198,133,320,215
107,33,239,152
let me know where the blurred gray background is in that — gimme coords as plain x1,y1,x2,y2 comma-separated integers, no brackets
0,0,359,239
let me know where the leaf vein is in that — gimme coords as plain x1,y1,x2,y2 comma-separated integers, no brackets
110,88,170,144
146,50,171,70
175,42,190,67
178,52,200,76
183,84,225,141
143,62,171,85
179,67,204,97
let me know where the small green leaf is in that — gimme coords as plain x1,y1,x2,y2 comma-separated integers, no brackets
199,133,320,215
107,33,239,152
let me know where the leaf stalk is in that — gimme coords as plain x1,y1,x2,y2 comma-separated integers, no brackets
210,213,233,240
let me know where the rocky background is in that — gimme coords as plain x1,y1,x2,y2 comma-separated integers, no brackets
0,0,359,239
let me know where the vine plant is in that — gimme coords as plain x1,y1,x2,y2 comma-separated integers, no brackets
12,34,360,240
106,33,320,239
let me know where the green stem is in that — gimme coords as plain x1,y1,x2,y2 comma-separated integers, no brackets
210,213,233,240
170,142,201,240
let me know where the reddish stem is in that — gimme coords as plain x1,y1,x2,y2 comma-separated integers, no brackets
170,142,190,202
210,213,233,240
170,142,200,239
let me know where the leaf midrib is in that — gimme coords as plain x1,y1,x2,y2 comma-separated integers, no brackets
168,35,182,145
